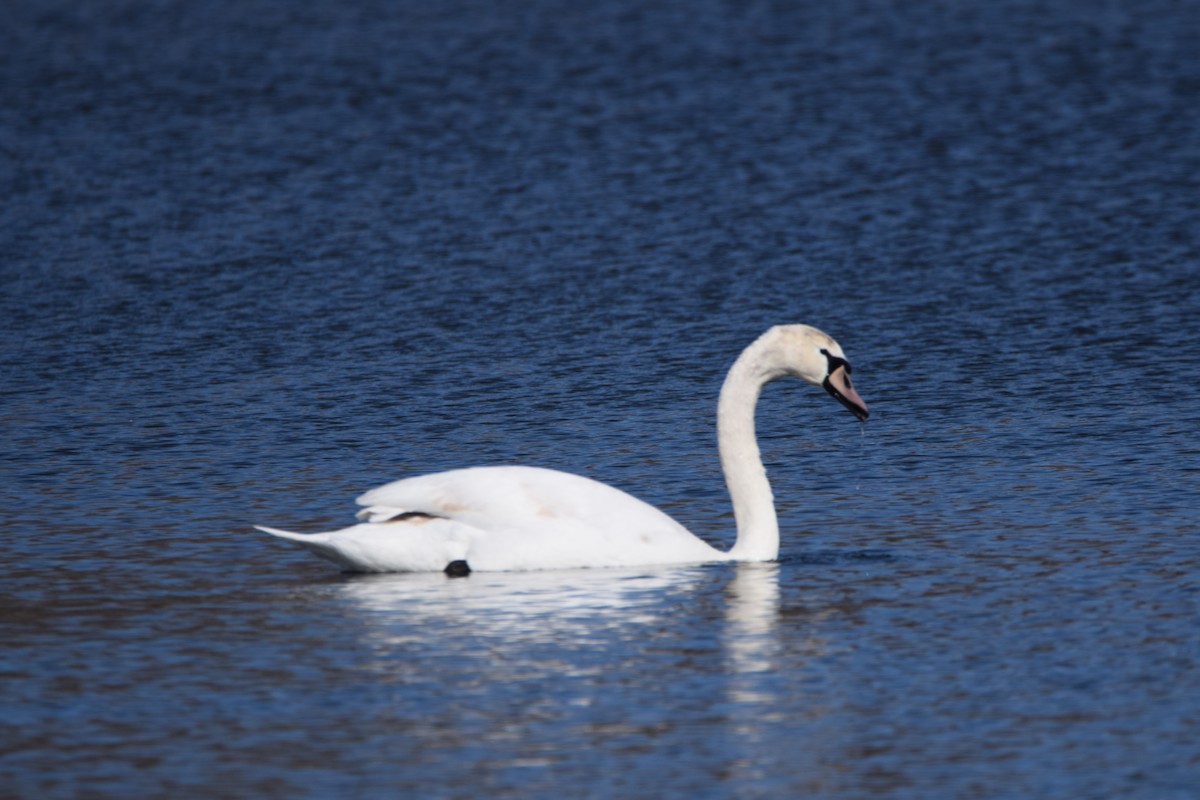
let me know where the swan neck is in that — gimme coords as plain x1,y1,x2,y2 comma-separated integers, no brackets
718,345,780,561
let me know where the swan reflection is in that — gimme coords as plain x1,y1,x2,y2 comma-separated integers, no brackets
331,561,807,788
333,564,710,645
724,566,782,671
334,562,787,683
724,562,782,688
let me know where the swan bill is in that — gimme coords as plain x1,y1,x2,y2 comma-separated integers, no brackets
823,365,869,421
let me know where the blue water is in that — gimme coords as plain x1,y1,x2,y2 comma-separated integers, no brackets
3,0,1199,796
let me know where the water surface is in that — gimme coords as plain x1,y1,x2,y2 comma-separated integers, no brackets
2,0,1199,796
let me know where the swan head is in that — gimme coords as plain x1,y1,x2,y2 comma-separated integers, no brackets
768,325,870,421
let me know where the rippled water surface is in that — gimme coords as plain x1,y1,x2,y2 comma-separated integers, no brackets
3,0,1199,796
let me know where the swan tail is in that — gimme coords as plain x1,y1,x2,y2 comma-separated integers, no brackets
256,525,372,571
255,525,331,543
255,525,343,558
256,522,473,573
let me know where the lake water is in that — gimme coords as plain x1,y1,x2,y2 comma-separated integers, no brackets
2,0,1199,796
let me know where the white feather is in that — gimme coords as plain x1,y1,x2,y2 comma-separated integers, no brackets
257,324,868,573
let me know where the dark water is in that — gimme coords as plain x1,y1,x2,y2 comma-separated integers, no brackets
3,0,1199,796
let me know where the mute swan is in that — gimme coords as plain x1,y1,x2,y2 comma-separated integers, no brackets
257,324,868,574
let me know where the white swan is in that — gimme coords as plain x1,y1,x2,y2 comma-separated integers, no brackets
257,324,868,573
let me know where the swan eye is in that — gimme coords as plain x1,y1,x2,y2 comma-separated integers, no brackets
819,348,851,376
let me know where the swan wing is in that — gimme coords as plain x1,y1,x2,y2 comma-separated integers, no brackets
355,465,724,570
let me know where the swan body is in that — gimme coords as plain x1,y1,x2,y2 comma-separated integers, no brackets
258,324,868,573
